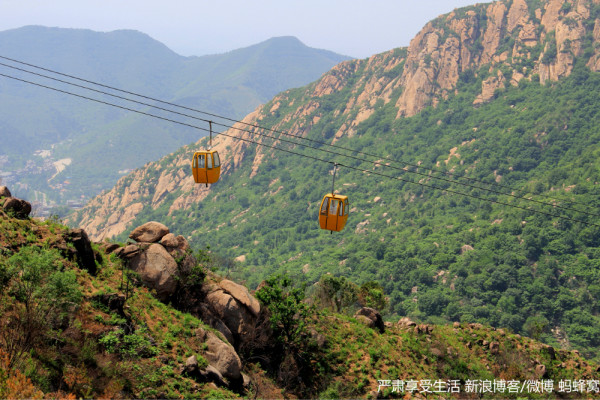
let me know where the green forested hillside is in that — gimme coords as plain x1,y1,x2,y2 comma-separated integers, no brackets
112,60,600,360
69,0,600,362
2,194,598,399
0,27,348,204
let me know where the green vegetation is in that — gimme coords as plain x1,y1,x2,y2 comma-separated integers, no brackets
1,201,599,398
106,57,600,361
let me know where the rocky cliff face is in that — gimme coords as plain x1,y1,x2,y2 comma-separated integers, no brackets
69,0,600,240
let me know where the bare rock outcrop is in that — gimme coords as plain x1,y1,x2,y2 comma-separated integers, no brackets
354,307,385,333
129,221,170,243
65,228,97,275
129,243,178,301
198,280,260,346
196,327,243,385
1,197,32,219
0,186,11,198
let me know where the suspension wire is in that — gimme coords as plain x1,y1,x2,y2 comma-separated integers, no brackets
332,163,337,195
1,71,599,228
0,54,594,213
2,63,599,221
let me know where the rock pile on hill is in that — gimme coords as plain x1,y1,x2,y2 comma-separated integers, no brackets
111,221,192,301
109,220,264,389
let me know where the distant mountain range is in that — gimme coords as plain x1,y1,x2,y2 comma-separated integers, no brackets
0,26,350,207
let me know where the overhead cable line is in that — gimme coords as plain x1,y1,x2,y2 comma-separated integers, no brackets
0,54,594,214
1,71,598,229
2,62,599,221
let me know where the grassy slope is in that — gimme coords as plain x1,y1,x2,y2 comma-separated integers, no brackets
2,205,599,398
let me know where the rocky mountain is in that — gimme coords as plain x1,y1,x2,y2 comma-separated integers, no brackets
70,0,600,360
74,0,600,238
0,26,349,206
2,186,599,399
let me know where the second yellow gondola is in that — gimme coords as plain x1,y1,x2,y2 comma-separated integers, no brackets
192,150,221,186
319,193,349,232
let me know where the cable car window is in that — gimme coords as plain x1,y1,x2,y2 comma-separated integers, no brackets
207,154,213,169
213,152,220,167
198,154,205,169
329,199,339,215
344,199,349,216
320,198,329,215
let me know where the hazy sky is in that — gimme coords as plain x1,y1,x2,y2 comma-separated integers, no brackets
1,0,489,59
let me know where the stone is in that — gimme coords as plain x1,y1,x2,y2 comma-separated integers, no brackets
129,243,178,300
535,364,547,378
355,307,384,333
430,348,443,357
398,317,416,328
490,341,500,355
129,221,169,243
195,303,235,345
66,228,97,275
196,328,242,384
219,279,260,317
202,365,226,387
2,197,32,219
102,243,121,254
542,344,556,360
114,244,143,259
93,293,126,315
160,233,189,250
355,315,375,329
0,186,11,198
185,355,199,373
242,373,251,389
201,282,258,344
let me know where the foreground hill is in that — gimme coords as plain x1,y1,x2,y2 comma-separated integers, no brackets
71,0,600,359
0,26,349,205
2,188,599,399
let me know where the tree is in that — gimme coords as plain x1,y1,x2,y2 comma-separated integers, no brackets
255,274,310,347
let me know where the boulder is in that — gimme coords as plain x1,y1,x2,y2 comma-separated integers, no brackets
535,364,547,378
0,186,11,198
355,315,375,329
129,221,169,243
160,233,189,251
201,282,259,344
219,279,260,317
195,303,235,345
542,344,556,360
100,242,121,254
182,356,226,388
355,307,384,333
114,244,144,259
2,197,32,219
129,243,178,300
196,328,242,384
66,228,97,275
416,324,434,334
398,317,417,328
490,341,500,355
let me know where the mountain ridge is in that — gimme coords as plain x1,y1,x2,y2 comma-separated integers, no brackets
0,26,350,206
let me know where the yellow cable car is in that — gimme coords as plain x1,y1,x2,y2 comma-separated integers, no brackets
319,194,349,232
192,150,221,186
192,121,221,186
